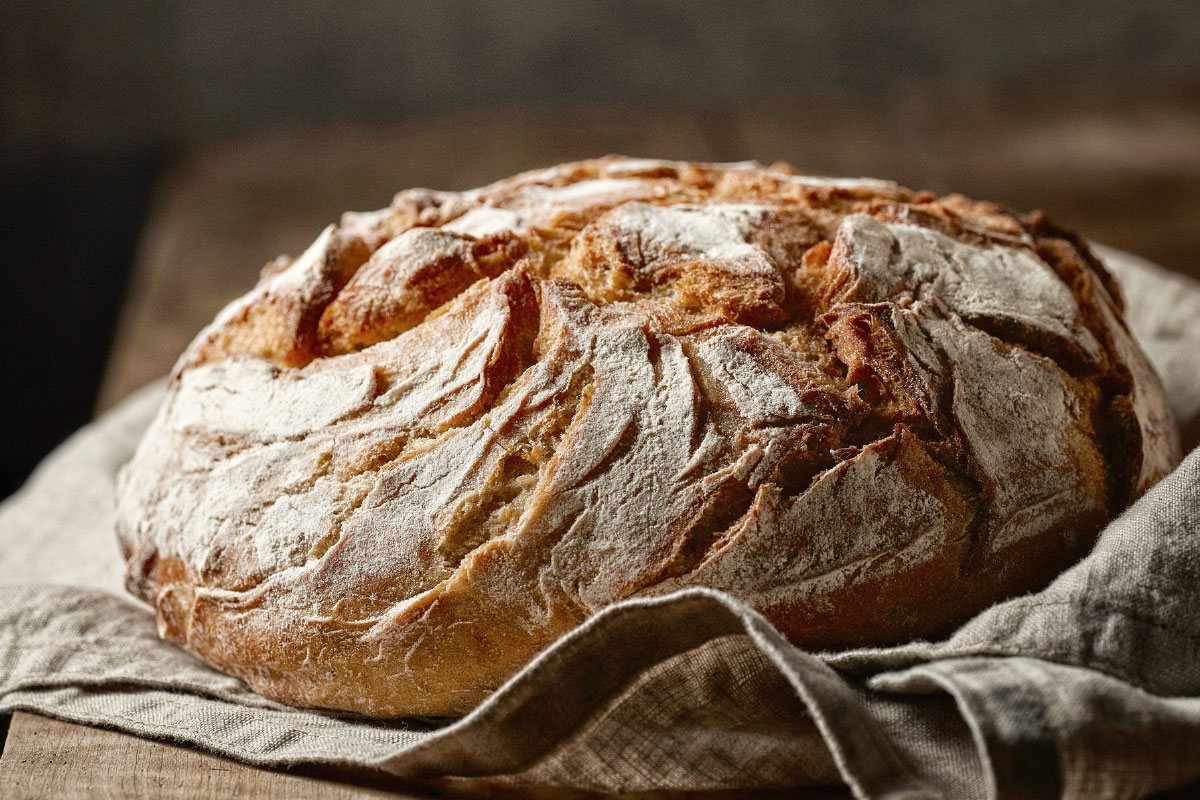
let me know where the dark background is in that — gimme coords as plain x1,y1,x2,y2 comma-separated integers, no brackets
3,1,1200,498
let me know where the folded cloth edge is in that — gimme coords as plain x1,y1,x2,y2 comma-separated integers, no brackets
2,248,1200,798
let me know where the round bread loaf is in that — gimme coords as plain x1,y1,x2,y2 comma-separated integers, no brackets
116,157,1181,717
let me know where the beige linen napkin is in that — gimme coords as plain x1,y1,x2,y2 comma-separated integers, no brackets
2,249,1199,798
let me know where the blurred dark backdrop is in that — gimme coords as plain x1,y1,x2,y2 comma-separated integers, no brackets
3,1,1200,498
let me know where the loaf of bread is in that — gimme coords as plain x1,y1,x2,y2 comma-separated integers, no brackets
116,157,1181,717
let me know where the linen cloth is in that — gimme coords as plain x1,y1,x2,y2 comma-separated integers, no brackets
1,249,1198,799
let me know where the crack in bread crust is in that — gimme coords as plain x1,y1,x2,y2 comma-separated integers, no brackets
116,156,1182,717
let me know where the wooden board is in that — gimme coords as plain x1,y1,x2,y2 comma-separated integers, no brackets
5,80,1200,797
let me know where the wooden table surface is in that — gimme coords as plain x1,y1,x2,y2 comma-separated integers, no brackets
4,79,1200,798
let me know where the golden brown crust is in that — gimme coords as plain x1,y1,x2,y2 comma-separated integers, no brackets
116,157,1181,716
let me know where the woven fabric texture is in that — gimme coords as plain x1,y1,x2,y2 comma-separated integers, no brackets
1,249,1198,798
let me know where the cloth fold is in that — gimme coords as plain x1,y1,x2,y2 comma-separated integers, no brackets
2,249,1199,799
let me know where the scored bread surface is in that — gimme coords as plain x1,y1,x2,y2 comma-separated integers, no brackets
116,157,1181,716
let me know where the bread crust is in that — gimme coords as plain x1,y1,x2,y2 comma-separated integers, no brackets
116,157,1181,716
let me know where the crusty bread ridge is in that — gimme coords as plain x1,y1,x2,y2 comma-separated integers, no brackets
115,157,1181,716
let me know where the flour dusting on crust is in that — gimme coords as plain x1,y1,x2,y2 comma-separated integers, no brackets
116,156,1180,717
